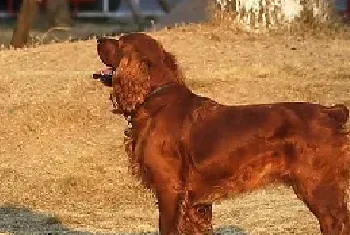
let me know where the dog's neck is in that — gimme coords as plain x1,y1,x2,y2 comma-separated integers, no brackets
123,82,180,127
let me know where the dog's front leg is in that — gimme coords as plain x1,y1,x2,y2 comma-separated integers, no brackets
157,189,181,234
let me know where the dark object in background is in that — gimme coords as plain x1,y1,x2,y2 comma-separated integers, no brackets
109,0,121,11
92,68,113,87
73,0,121,11
46,0,72,27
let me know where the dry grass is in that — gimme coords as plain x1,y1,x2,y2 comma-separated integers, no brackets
0,23,350,234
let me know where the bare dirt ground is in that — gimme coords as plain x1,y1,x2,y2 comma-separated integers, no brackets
0,22,350,234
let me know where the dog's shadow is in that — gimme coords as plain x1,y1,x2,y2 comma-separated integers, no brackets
133,226,247,235
213,226,247,234
0,204,246,234
0,205,91,234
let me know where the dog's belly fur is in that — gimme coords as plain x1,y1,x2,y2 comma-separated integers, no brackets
188,142,290,203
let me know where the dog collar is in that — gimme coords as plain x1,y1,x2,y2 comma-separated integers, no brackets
124,82,178,129
144,82,177,104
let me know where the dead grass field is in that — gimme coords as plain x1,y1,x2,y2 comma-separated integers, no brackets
0,23,350,234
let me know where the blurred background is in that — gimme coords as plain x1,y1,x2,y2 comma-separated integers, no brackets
0,0,209,47
0,0,181,22
1,0,350,47
0,0,349,24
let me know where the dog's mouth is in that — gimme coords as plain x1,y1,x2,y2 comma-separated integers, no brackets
108,69,123,114
109,92,120,114
92,67,122,114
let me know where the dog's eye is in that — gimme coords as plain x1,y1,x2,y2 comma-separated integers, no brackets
146,61,152,68
144,60,151,68
196,206,206,214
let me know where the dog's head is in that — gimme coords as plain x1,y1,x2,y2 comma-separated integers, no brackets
97,38,119,68
96,33,185,114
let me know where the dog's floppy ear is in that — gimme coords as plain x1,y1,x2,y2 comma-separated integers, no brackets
112,47,152,113
97,38,119,67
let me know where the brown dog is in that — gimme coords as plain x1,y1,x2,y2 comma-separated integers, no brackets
96,33,350,234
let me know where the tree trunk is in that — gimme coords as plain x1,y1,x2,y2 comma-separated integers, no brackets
215,0,333,29
11,0,39,48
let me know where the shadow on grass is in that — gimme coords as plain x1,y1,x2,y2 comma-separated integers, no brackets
0,205,246,234
131,226,246,234
0,205,91,234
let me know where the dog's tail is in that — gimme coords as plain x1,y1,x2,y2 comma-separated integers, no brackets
324,104,349,127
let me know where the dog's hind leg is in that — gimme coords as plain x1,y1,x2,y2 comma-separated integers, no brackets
291,174,350,234
176,190,213,234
